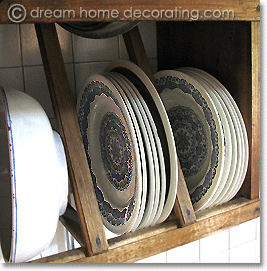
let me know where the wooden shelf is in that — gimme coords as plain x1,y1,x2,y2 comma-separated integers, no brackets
0,0,260,264
0,0,260,23
31,198,260,263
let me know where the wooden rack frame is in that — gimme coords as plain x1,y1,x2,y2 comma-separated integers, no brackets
0,0,260,264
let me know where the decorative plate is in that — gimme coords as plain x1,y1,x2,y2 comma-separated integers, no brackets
179,68,233,209
181,68,239,206
104,73,148,232
76,74,142,234
193,69,249,203
112,72,167,227
109,72,162,228
154,70,225,212
105,60,178,224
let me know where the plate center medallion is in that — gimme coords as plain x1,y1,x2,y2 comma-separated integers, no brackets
100,112,133,191
168,105,208,177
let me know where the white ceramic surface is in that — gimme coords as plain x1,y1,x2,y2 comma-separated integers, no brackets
181,68,239,205
106,60,178,224
154,70,225,212
196,70,249,203
104,73,148,232
109,72,163,229
178,68,233,209
76,74,142,234
112,72,166,227
0,87,68,263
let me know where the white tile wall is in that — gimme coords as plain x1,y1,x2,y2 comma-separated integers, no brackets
229,240,257,263
167,240,200,263
136,251,166,263
200,229,229,262
73,35,119,63
0,25,21,68
230,219,257,249
0,22,261,264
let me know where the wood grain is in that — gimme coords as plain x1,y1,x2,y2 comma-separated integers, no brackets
173,159,196,227
250,21,260,199
123,25,155,84
0,0,260,23
59,204,85,247
35,23,109,256
31,198,260,263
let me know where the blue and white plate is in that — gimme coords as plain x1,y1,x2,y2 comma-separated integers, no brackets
108,72,165,229
106,60,178,224
190,68,248,204
178,68,233,209
76,74,142,234
104,72,148,232
154,70,225,212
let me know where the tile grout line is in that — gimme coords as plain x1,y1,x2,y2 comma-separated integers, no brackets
228,229,231,263
18,25,26,93
198,239,201,263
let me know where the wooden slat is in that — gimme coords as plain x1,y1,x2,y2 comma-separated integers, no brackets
123,25,195,227
122,25,155,83
250,21,260,199
59,204,85,247
31,198,260,263
35,23,109,256
173,160,196,227
238,21,260,199
0,0,260,23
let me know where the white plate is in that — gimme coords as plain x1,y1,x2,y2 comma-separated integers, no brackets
110,72,166,227
182,68,240,205
76,74,142,234
193,69,249,202
104,73,149,231
116,73,167,227
179,68,234,208
154,70,225,212
106,60,178,224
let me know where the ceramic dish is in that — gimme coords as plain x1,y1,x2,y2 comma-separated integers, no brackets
76,74,142,234
58,22,139,39
194,69,249,203
154,70,225,212
0,87,68,263
105,60,178,224
108,72,162,228
104,73,148,232
112,72,167,227
181,68,239,205
178,68,233,209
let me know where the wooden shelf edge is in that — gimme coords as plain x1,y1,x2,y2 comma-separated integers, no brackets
30,197,260,263
0,0,260,23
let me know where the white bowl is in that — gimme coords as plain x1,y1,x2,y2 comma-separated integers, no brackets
0,87,68,263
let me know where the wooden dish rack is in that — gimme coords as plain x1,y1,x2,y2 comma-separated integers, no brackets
0,0,260,263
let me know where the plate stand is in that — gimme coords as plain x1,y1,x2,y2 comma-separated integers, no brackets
30,21,260,263
34,23,195,259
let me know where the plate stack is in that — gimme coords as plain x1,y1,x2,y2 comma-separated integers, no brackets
154,68,249,212
76,60,179,234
